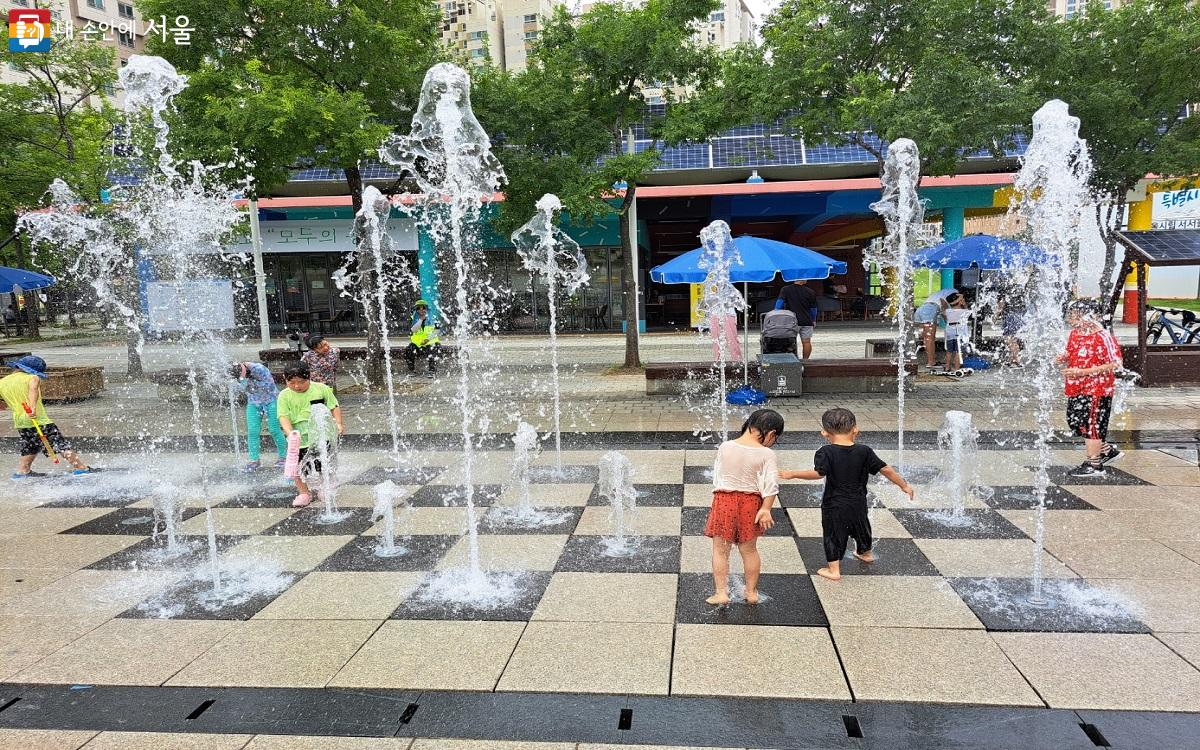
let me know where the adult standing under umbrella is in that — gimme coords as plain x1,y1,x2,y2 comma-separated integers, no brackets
776,281,818,359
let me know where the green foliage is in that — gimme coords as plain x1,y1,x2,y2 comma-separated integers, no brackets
0,36,118,261
137,0,443,200
754,0,1050,176
1032,0,1200,197
474,0,720,237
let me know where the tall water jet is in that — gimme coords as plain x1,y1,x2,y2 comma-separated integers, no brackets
512,195,590,471
379,63,505,591
869,138,924,475
117,55,246,588
597,451,639,556
1011,100,1094,606
309,403,347,525
696,221,746,441
372,480,408,558
341,185,417,466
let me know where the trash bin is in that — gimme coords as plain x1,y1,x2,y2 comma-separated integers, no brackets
758,353,803,397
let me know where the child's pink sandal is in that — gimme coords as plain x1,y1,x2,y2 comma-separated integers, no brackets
292,493,312,508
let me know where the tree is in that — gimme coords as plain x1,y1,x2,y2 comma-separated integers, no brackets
474,0,721,368
1030,0,1200,315
0,35,119,343
748,0,1051,176
138,0,442,381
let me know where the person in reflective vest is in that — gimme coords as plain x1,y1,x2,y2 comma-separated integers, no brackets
404,299,441,376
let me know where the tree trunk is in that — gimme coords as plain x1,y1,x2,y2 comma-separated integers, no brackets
345,165,384,385
1097,198,1126,326
66,285,77,327
126,328,144,377
618,185,641,369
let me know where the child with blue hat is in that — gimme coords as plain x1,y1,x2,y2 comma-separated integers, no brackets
0,355,93,478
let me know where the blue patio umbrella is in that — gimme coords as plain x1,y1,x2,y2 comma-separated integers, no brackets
0,266,55,294
909,234,1056,270
650,236,847,393
650,235,848,283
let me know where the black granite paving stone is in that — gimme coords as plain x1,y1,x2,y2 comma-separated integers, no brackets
390,571,552,621
1034,464,1153,486
262,507,377,536
587,483,684,506
59,507,205,536
892,508,1029,540
479,506,582,535
406,484,501,507
674,572,829,626
118,573,297,620
554,535,681,573
315,535,458,572
795,537,941,576
949,577,1151,634
84,534,244,571
348,466,446,485
983,485,1097,510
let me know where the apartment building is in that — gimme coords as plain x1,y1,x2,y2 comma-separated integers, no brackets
4,0,147,94
440,0,504,67
1047,0,1117,17
696,0,754,49
500,0,556,72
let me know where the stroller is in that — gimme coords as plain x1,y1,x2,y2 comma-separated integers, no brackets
760,308,800,355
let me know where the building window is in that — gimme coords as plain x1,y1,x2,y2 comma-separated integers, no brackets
524,30,537,40
12,0,29,6
523,13,537,22
469,48,486,58
469,30,485,39
86,0,104,9
118,2,134,18
101,82,115,96
709,10,724,21
118,30,134,47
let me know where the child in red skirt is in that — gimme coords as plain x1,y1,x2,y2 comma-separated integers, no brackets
704,409,784,605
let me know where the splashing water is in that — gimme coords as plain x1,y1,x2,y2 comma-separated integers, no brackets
351,186,417,465
937,410,990,517
110,56,247,591
868,139,925,476
372,480,409,557
1011,100,1094,607
491,421,568,529
598,451,639,556
379,63,505,593
696,221,746,441
150,483,184,556
512,194,590,471
309,403,348,525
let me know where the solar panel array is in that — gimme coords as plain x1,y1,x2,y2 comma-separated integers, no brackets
1119,230,1200,266
269,104,1032,182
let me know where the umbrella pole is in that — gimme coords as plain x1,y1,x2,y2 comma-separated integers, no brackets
742,282,749,385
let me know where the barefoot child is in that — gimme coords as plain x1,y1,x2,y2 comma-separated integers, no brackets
276,363,343,507
0,356,92,477
705,408,783,605
780,407,913,581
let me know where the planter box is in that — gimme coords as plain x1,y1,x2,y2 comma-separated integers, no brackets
0,365,104,402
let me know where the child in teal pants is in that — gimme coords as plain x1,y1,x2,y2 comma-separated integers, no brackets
230,362,287,470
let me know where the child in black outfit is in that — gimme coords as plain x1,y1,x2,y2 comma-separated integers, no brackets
780,407,914,580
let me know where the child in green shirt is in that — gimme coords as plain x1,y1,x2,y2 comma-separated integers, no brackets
276,363,343,507
0,356,92,478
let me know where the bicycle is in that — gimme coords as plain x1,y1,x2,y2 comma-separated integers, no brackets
1147,305,1200,344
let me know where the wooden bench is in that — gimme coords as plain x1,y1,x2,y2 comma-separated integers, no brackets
645,358,914,395
799,358,915,393
645,361,759,396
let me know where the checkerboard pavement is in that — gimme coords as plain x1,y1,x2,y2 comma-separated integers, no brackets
2,445,1200,711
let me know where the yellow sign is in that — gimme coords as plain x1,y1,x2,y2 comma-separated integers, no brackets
689,284,704,327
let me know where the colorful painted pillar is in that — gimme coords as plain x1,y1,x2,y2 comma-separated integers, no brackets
940,206,965,289
416,229,441,321
1122,196,1153,323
